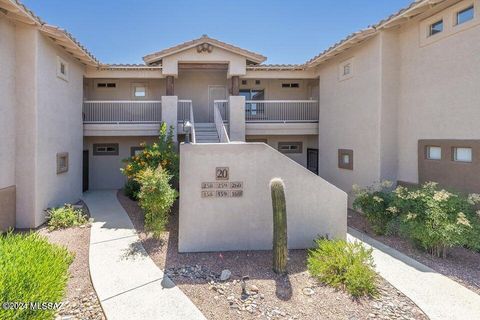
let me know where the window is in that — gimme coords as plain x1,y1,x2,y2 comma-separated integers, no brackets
93,143,119,156
338,58,354,81
56,152,68,174
56,57,68,81
453,147,472,162
426,146,442,160
134,85,146,97
239,89,264,100
343,63,351,76
338,149,353,170
456,6,474,25
278,142,303,154
97,82,116,88
281,83,300,88
130,146,145,157
241,80,248,85
429,19,443,36
255,80,261,85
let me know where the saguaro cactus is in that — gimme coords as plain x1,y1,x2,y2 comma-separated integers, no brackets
270,177,288,274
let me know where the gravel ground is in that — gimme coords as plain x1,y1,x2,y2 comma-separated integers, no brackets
348,209,480,296
117,190,427,320
38,203,105,320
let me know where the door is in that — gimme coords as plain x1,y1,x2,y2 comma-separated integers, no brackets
208,85,227,122
82,150,89,192
307,148,319,174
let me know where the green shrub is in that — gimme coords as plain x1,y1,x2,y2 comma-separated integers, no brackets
353,181,398,235
0,232,73,320
47,204,88,230
307,238,377,298
121,122,179,199
393,183,480,257
136,166,178,238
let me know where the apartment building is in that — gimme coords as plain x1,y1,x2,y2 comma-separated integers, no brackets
1,0,479,230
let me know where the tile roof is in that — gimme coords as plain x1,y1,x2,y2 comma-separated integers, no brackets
143,34,267,65
247,64,307,71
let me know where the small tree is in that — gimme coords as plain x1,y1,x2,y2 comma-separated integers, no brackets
270,178,288,274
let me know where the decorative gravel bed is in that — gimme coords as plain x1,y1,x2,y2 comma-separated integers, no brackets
348,209,480,296
117,190,427,320
38,203,105,320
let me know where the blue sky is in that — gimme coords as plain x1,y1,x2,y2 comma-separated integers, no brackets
23,0,412,64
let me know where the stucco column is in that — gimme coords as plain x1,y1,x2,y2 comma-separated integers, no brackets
231,76,239,96
166,76,175,96
228,95,245,142
161,95,178,141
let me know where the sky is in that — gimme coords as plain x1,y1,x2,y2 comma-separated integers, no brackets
22,0,412,65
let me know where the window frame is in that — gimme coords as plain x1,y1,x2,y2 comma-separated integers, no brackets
338,58,354,81
278,142,303,154
425,146,442,160
95,80,117,89
93,143,119,156
132,82,148,99
428,19,444,37
56,152,69,174
130,146,145,157
452,147,473,163
56,56,69,82
338,149,353,170
456,5,475,25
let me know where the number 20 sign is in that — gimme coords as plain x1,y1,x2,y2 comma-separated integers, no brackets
215,167,229,180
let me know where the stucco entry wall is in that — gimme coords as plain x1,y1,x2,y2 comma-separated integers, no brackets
85,136,156,190
179,143,347,253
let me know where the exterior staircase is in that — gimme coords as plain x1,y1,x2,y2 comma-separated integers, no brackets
194,123,220,143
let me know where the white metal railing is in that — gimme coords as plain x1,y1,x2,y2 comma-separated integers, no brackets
189,103,196,144
245,100,319,123
83,100,161,123
214,100,229,122
178,100,192,122
214,103,230,143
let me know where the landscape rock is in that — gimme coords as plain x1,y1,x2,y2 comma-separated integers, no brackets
220,269,232,281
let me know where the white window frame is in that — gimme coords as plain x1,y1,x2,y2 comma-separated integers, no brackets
338,58,354,81
453,147,473,163
426,146,442,160
95,80,117,89
132,82,148,99
456,4,475,25
56,56,68,82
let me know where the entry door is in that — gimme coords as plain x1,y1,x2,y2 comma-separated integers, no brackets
307,148,319,174
208,85,227,122
82,150,89,192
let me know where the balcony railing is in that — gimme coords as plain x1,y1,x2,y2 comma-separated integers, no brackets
178,100,193,122
245,100,319,123
83,100,162,123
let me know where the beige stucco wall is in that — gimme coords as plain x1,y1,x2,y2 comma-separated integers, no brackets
179,143,347,252
246,135,318,167
396,1,480,183
84,136,156,190
0,18,16,190
84,78,166,100
176,70,228,122
316,36,382,196
14,25,38,228
33,34,85,226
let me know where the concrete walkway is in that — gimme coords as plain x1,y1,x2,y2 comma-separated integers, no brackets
348,227,480,320
83,190,205,320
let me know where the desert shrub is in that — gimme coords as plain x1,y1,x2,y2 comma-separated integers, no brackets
352,181,398,235
0,232,73,320
136,166,178,238
47,204,88,230
121,122,179,199
307,238,377,298
393,183,480,257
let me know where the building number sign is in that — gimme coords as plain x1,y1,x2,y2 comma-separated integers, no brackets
201,167,243,198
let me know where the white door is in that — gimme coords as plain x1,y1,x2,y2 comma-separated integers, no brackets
208,85,227,122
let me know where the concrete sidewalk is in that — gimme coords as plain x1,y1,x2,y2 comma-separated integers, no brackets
348,227,480,320
83,190,205,320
